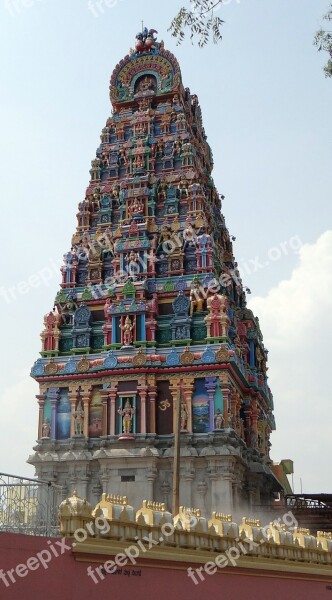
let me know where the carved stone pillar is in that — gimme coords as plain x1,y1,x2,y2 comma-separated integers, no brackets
109,383,118,436
250,398,260,448
36,393,46,440
81,387,92,438
205,377,217,431
182,377,194,433
146,464,157,500
69,387,78,438
182,461,195,507
247,482,257,510
232,481,242,513
147,378,157,434
221,384,231,423
208,459,234,513
169,378,180,433
244,405,252,447
100,389,109,436
230,392,240,431
137,380,147,434
49,388,60,441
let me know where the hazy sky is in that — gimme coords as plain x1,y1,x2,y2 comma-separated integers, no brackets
0,0,331,493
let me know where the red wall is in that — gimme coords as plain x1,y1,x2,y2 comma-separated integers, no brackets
0,533,331,600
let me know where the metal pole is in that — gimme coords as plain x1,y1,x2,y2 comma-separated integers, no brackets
172,383,181,516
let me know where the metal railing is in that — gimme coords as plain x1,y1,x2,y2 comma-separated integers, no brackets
0,472,62,536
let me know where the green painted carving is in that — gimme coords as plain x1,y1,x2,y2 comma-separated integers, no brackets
192,325,207,342
91,335,104,350
59,338,73,352
163,280,175,292
123,280,136,298
81,287,93,301
157,329,171,344
55,291,66,303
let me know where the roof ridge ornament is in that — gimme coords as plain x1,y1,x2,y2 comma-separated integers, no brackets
134,27,159,55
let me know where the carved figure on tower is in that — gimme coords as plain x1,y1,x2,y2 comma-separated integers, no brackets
118,399,136,435
190,279,205,316
180,401,189,431
135,28,158,54
42,418,51,438
41,309,62,353
125,251,140,280
205,294,230,339
214,409,224,430
120,316,135,346
74,400,84,436
61,248,78,287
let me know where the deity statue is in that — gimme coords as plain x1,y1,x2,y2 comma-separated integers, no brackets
180,401,189,430
118,399,136,435
183,222,196,247
226,413,235,429
120,316,134,346
74,400,84,436
128,197,144,216
42,418,51,438
125,250,140,280
190,280,205,316
103,297,112,321
88,241,102,264
256,345,265,372
214,409,224,430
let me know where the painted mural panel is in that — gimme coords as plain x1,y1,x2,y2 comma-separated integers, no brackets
192,379,209,433
89,389,103,437
56,388,71,440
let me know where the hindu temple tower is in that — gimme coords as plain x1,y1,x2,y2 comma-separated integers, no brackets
29,28,280,516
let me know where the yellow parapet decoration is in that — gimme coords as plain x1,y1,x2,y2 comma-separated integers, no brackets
58,490,93,536
317,531,332,552
58,492,332,570
92,492,135,522
208,512,238,539
136,499,172,527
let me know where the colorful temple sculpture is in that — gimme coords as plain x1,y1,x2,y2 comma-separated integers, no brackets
29,29,280,515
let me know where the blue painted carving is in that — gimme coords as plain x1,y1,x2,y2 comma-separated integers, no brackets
31,359,45,377
63,357,77,374
203,273,214,288
201,348,216,364
72,304,92,349
173,291,190,316
176,276,186,291
98,194,112,225
104,351,118,369
146,279,156,293
170,292,192,341
166,349,180,366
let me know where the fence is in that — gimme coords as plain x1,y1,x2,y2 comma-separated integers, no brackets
0,472,62,536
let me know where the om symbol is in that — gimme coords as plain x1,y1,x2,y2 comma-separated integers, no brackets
159,399,171,412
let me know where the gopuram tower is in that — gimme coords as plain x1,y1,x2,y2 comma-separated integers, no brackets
29,29,280,515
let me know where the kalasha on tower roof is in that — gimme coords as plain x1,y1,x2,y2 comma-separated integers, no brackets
29,29,281,514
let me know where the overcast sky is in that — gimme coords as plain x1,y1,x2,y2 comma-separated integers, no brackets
0,0,331,494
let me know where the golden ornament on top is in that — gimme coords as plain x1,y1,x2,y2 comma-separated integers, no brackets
180,347,195,366
216,348,230,363
133,348,147,367
77,357,90,373
45,358,58,376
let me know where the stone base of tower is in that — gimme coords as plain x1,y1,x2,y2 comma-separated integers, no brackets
28,431,280,518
